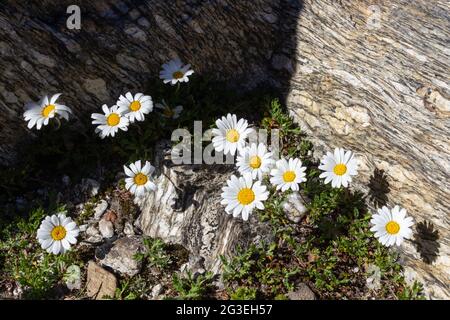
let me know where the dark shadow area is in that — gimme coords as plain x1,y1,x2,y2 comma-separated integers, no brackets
413,220,440,264
368,168,390,208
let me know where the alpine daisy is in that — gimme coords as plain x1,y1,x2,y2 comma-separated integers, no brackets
221,173,269,221
91,104,129,138
270,158,307,192
155,102,183,119
159,58,194,85
236,143,274,180
212,114,253,156
318,148,358,188
37,213,79,255
370,205,414,247
123,160,157,197
117,92,153,123
23,93,72,130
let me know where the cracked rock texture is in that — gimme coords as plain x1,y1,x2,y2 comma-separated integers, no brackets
0,0,298,164
284,0,449,299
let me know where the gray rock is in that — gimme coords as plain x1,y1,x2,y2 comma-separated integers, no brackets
151,284,164,299
62,175,70,186
86,225,100,237
100,236,144,276
99,219,114,238
287,283,316,300
79,224,88,232
81,178,100,197
123,222,135,236
94,200,108,219
282,193,308,223
135,141,273,274
86,261,117,299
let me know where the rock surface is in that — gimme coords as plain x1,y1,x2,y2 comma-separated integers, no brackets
286,283,316,300
86,261,117,299
282,192,308,223
98,219,114,239
0,0,298,165
135,141,273,274
100,236,144,276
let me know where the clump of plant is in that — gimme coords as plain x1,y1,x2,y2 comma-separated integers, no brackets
134,237,172,270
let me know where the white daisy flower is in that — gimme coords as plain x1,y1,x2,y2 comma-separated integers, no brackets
212,114,253,156
155,102,183,119
91,104,129,139
370,205,414,247
117,92,153,123
36,213,79,255
159,58,194,85
23,93,72,130
123,160,157,197
318,148,358,188
270,158,307,192
220,173,269,221
236,143,274,180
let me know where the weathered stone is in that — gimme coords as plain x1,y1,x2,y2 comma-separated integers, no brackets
135,141,273,274
99,219,114,239
284,0,449,299
81,179,100,197
282,192,308,223
64,265,81,291
84,225,103,244
100,236,144,276
0,0,447,299
286,283,316,300
86,261,117,299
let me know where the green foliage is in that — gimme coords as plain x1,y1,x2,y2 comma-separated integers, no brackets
134,237,172,270
221,242,299,297
172,271,214,300
397,281,425,300
229,287,258,300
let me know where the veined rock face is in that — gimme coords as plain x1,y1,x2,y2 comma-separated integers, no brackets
1,0,448,299
284,0,449,299
134,141,273,274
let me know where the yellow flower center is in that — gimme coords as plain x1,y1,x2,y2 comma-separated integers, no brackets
134,173,148,186
130,101,141,111
42,104,55,118
106,113,120,126
333,163,347,176
172,71,184,79
226,129,240,143
51,226,67,241
237,188,255,205
163,108,175,118
249,156,262,169
385,221,400,235
283,171,296,182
